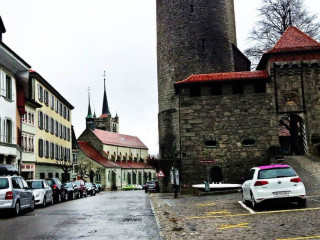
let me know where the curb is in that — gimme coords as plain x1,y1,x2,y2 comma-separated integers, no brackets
196,189,241,196
149,196,166,240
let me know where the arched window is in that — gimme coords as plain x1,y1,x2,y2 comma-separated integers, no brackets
96,171,101,182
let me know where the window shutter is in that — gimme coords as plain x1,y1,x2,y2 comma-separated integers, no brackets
3,72,7,97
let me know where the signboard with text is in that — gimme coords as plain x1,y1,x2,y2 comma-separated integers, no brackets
199,160,216,164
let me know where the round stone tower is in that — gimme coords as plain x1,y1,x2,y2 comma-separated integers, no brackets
157,0,238,157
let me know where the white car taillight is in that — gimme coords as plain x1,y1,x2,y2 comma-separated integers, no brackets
254,181,269,186
290,177,302,183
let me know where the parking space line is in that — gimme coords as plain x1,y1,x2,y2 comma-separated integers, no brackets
205,210,230,215
197,203,216,207
218,222,250,230
308,198,320,203
238,201,255,214
276,235,320,240
186,207,320,220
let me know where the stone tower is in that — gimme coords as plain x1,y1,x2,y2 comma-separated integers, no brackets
157,0,239,157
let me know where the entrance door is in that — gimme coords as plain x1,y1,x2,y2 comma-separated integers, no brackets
111,171,117,190
211,167,223,183
127,172,131,184
279,114,307,155
132,172,137,184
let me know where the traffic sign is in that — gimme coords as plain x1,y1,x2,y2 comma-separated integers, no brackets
156,170,165,178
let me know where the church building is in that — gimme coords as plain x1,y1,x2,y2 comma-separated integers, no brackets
74,75,155,190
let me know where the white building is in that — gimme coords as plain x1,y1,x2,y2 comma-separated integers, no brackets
0,17,31,168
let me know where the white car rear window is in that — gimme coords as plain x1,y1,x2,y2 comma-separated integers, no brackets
0,178,9,189
258,167,296,179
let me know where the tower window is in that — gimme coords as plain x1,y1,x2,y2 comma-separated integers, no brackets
233,82,244,94
190,86,201,97
201,39,206,51
242,139,256,146
205,140,218,148
255,82,266,93
211,83,222,95
190,4,194,13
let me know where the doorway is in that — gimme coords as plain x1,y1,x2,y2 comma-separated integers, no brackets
211,166,223,183
279,114,307,155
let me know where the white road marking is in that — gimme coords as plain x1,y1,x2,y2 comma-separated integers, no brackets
238,201,255,214
308,198,320,203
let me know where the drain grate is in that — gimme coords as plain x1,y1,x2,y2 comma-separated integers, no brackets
122,217,142,222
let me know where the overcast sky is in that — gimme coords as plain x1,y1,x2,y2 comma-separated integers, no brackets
1,0,319,155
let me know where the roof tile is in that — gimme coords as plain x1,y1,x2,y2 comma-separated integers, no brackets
175,70,270,85
92,129,148,149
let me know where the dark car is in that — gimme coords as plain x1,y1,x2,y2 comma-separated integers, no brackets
74,180,87,198
145,180,160,193
63,182,80,200
85,182,96,196
92,184,100,193
46,178,66,203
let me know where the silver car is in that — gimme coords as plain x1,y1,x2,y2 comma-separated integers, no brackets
27,180,53,207
0,176,35,216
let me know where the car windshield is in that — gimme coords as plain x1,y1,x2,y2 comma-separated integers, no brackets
0,178,9,189
64,182,73,188
74,181,81,186
28,181,44,189
46,179,54,186
258,167,296,179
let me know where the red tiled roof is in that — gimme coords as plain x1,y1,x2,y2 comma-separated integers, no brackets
125,161,153,169
99,114,109,118
268,26,320,53
92,129,148,149
175,71,270,85
78,141,120,168
115,162,132,169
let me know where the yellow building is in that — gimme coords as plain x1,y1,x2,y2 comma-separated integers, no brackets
30,71,74,181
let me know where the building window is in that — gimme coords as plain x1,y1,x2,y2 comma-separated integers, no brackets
55,99,59,113
190,86,201,97
38,139,43,157
38,111,43,129
63,106,66,119
55,144,59,160
50,142,54,159
63,126,66,140
190,4,194,13
5,75,12,100
38,84,43,102
67,109,70,121
55,173,59,178
67,128,70,141
50,118,54,134
40,173,45,179
51,95,55,109
45,141,49,158
233,82,244,94
211,83,222,95
55,121,59,136
22,134,34,152
59,102,62,116
242,139,256,146
44,90,49,106
96,171,101,182
205,140,218,148
5,119,12,144
48,173,53,178
255,82,266,93
73,153,78,163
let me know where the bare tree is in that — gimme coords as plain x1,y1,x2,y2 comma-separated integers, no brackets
245,0,320,68
56,158,73,182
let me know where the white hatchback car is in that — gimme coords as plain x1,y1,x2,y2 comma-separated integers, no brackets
242,165,306,209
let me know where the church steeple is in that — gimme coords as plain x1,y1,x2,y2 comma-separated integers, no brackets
86,87,93,118
102,71,111,116
86,87,95,130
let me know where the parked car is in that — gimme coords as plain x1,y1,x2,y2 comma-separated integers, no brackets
85,182,96,196
27,179,53,208
63,182,80,200
93,184,100,193
74,180,87,197
0,174,35,216
95,184,102,192
144,181,160,193
242,164,306,209
46,178,66,203
122,184,137,191
134,184,143,190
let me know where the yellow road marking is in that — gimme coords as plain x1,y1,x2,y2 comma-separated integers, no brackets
205,210,230,215
197,203,216,207
276,236,320,240
218,222,250,230
186,207,320,220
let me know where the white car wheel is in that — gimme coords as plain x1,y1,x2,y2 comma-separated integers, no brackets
42,197,46,208
251,193,258,209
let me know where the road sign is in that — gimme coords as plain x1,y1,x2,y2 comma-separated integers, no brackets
156,170,165,178
199,160,216,164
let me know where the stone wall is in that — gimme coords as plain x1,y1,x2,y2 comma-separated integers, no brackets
157,0,237,159
178,83,278,184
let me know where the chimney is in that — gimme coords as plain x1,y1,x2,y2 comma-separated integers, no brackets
0,16,6,42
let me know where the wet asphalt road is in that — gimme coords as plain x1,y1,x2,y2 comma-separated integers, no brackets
0,190,160,240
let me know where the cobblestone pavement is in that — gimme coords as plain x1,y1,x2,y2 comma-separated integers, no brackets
150,192,320,240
